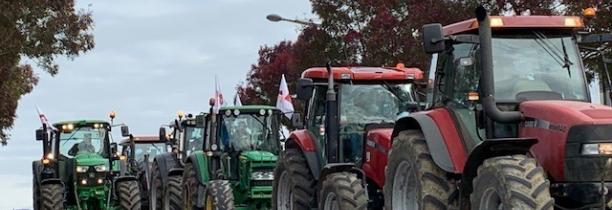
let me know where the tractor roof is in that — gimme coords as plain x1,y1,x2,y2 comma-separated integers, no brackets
220,105,279,111
302,65,423,81
119,136,164,145
443,16,584,36
53,120,109,127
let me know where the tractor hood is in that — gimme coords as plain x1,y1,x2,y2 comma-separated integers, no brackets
520,100,612,125
74,153,107,166
240,151,277,162
366,128,393,153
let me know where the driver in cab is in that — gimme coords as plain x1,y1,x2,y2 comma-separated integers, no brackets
68,133,96,156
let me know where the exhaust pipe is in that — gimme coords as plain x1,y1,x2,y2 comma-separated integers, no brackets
476,6,523,123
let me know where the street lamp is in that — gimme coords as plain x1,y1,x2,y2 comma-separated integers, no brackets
265,14,320,27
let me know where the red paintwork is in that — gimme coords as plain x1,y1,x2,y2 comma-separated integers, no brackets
362,128,393,188
289,129,317,152
520,101,612,181
443,16,584,36
302,66,424,81
426,108,468,173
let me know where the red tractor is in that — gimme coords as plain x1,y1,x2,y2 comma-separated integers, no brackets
272,64,424,209
384,6,612,210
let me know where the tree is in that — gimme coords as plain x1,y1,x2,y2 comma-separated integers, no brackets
0,1,94,144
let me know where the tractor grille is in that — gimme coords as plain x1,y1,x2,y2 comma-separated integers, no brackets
76,166,106,187
565,124,612,182
251,180,273,186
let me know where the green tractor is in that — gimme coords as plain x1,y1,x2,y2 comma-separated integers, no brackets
149,112,208,209
32,118,141,210
182,105,281,210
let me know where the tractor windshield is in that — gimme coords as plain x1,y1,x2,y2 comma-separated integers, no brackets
219,113,279,154
59,126,107,158
183,126,204,155
339,83,413,163
340,84,413,124
134,143,167,162
492,33,587,101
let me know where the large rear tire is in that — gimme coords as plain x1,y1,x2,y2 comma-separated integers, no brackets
116,180,142,210
272,148,315,210
319,172,368,210
40,183,63,210
383,130,454,210
183,162,203,210
167,175,183,210
204,180,234,210
470,155,554,210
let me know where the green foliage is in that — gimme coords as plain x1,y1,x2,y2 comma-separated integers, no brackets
0,0,94,144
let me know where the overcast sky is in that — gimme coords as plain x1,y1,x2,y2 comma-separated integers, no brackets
0,0,312,208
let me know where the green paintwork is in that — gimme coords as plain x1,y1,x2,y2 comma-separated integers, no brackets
220,105,279,112
74,153,107,166
52,120,109,127
241,151,277,162
192,151,210,183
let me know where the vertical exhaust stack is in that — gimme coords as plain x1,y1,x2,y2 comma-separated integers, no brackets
325,62,340,163
476,6,523,123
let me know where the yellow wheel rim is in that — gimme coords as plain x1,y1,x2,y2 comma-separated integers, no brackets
206,194,214,210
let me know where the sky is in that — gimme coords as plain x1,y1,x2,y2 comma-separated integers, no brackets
0,0,312,208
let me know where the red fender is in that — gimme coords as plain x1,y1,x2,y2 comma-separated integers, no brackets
362,128,393,188
426,108,468,173
288,129,317,152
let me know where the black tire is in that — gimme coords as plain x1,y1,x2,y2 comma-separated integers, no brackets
470,155,554,210
272,147,315,210
40,183,63,210
150,162,163,210
167,175,183,210
33,177,40,210
319,172,368,210
183,162,203,210
116,180,142,210
138,170,149,210
204,180,234,210
384,130,454,210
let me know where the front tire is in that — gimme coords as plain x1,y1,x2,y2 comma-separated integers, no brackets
471,155,554,210
150,162,164,210
319,172,368,210
383,130,454,210
40,183,63,210
116,180,142,210
272,147,315,210
204,180,234,210
167,175,183,210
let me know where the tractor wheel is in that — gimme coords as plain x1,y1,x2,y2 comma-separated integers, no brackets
138,170,149,210
319,172,368,210
183,162,203,210
150,162,164,210
204,180,234,210
33,177,39,210
40,183,63,210
384,130,454,210
116,180,142,210
272,148,315,210
470,155,554,210
167,175,183,210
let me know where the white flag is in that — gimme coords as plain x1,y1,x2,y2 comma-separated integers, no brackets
213,76,225,114
36,106,57,131
234,94,243,106
276,74,294,119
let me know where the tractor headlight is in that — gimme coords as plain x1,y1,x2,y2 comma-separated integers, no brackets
581,143,612,155
251,171,274,181
76,166,88,173
94,165,107,172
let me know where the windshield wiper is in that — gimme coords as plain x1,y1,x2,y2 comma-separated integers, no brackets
61,127,83,147
533,31,573,76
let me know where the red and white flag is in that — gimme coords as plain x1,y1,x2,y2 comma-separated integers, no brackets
213,76,225,114
276,74,294,119
36,106,56,131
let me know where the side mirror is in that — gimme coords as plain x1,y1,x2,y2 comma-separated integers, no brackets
296,78,314,101
110,142,118,155
291,113,304,129
159,127,168,141
120,125,130,137
36,129,45,141
422,23,445,54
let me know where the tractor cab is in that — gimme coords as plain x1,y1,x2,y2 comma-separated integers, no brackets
120,136,171,165
296,65,423,165
161,112,207,159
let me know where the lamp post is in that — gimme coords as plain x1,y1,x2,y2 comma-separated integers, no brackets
266,14,320,27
